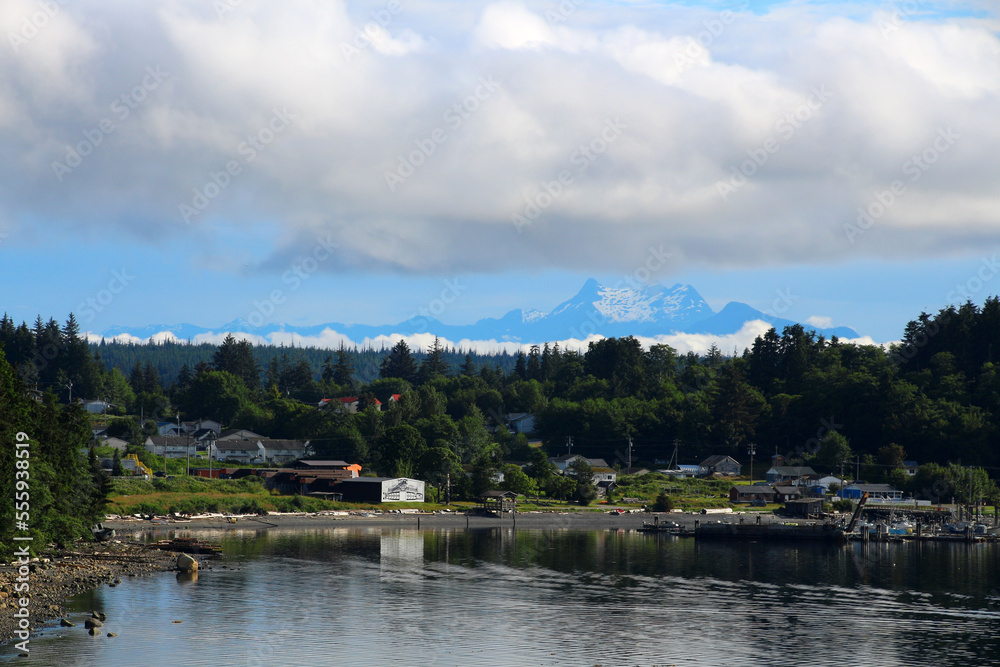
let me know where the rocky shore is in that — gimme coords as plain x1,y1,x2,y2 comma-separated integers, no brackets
0,541,177,645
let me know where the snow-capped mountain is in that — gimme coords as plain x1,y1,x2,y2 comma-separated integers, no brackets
98,280,859,344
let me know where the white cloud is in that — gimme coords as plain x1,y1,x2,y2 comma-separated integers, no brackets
4,0,998,278
806,315,834,328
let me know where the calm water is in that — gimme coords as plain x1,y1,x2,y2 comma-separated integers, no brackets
4,527,1000,666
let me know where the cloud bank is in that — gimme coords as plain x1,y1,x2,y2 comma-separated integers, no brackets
2,0,998,279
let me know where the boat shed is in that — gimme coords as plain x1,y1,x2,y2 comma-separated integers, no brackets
333,477,425,503
784,498,825,518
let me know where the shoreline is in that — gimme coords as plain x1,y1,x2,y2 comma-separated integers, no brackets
0,541,177,646
102,508,791,534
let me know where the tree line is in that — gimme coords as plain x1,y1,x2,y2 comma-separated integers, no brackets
4,297,1000,506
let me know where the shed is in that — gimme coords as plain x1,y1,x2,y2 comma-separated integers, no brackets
784,498,825,518
730,485,776,504
480,490,517,515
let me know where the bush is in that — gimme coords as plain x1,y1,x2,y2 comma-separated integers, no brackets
831,499,854,513
652,493,674,512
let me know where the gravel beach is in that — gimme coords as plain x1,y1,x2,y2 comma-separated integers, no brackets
0,541,177,645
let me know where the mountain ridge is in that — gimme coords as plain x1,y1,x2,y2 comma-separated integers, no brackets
99,280,859,343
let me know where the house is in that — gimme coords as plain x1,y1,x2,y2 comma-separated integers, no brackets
211,440,266,464
806,475,845,495
333,477,425,503
772,485,803,502
218,428,266,442
841,483,903,501
700,455,742,476
387,394,403,407
784,498,825,518
505,413,536,435
591,467,617,484
144,436,197,459
765,466,817,484
258,439,310,463
730,485,776,504
156,422,183,436
548,454,608,472
81,399,112,414
182,419,222,436
662,464,703,478
319,397,382,413
102,437,129,452
903,461,918,477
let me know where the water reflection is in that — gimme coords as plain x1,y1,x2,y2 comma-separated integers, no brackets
3,528,1000,666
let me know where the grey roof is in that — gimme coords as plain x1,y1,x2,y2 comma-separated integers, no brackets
701,455,738,467
769,466,816,476
732,485,775,494
772,485,802,495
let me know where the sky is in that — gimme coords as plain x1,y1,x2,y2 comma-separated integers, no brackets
1,0,998,352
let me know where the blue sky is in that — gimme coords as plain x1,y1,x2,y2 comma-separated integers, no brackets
1,0,998,349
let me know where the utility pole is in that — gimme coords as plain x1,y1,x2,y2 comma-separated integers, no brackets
627,436,633,472
67,380,73,405
566,436,573,457
747,442,756,485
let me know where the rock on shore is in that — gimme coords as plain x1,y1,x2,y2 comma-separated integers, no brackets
0,542,176,645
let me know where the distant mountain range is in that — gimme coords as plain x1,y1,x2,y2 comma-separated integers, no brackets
99,280,859,344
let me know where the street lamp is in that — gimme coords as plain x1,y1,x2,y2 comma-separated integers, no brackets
747,442,756,485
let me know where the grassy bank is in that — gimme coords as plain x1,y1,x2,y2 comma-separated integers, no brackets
105,472,750,517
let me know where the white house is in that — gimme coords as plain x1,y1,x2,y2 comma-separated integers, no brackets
81,399,112,414
218,428,266,442
505,413,536,435
259,439,311,464
144,436,197,459
211,440,266,464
